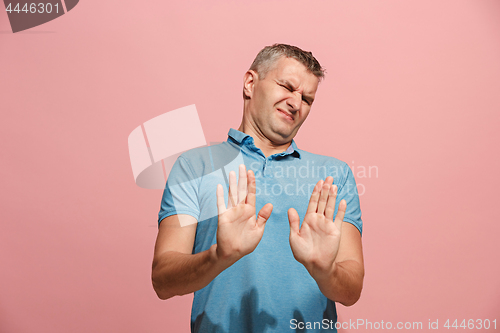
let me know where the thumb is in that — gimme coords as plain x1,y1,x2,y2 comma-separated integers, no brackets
288,208,300,235
256,203,273,227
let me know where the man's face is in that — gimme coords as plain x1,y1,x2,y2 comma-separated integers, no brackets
245,57,319,144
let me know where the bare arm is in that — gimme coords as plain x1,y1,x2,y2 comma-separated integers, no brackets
312,222,364,306
152,214,229,300
152,165,273,300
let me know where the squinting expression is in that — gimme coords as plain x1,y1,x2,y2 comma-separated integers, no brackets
247,57,319,144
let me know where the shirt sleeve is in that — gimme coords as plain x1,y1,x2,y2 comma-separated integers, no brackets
158,155,201,226
337,163,363,235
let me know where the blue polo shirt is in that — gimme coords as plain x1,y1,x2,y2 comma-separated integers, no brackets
158,128,363,332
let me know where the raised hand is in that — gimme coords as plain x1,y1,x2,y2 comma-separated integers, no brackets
288,176,346,277
215,164,273,265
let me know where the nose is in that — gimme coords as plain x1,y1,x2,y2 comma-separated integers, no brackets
286,92,301,112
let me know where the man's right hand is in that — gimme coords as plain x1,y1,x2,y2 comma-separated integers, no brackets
152,164,272,299
214,164,273,264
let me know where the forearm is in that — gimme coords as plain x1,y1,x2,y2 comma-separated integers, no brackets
313,259,364,306
152,244,230,300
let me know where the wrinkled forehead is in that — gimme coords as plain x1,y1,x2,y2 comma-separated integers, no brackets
273,58,319,93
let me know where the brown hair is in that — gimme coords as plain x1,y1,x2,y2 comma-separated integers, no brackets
249,44,325,81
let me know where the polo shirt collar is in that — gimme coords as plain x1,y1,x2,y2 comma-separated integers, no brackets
227,128,301,158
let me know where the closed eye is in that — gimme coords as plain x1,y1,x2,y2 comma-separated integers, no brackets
279,82,313,105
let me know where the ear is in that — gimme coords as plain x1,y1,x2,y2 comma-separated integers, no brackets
243,70,258,99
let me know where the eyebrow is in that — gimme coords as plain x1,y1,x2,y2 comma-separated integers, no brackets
281,80,295,90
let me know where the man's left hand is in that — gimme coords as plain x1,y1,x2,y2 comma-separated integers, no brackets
288,176,346,279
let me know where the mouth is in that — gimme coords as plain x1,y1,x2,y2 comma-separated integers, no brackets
276,108,294,122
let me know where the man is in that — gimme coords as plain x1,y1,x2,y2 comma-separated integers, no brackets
152,44,364,332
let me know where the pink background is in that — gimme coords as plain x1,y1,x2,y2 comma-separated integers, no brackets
1,0,499,332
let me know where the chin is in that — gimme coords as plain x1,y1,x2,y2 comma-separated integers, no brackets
264,120,295,141
270,128,295,142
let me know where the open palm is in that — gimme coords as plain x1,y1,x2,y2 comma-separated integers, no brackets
288,177,346,275
215,164,273,263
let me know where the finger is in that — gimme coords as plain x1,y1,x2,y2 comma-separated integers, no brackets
316,177,333,215
306,180,323,214
246,169,256,207
287,208,300,235
324,185,338,221
333,199,347,232
237,164,247,204
216,184,227,215
228,170,237,208
257,203,273,227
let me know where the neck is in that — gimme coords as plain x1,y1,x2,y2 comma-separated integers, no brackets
237,119,291,158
